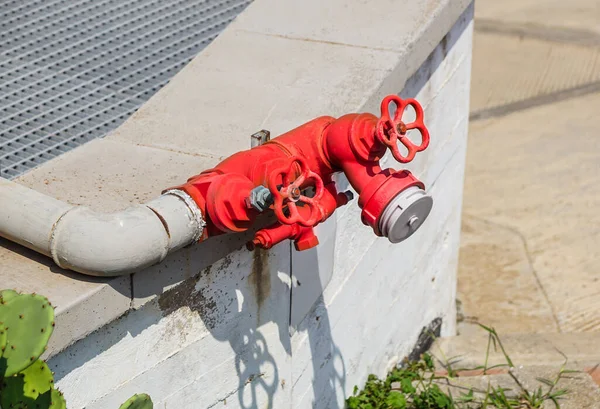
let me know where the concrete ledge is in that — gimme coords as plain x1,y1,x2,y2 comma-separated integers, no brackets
108,0,471,158
1,138,215,356
0,0,472,361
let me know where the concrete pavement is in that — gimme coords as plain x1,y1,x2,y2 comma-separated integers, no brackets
457,0,600,335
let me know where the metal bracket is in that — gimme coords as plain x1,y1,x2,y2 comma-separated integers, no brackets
250,129,271,148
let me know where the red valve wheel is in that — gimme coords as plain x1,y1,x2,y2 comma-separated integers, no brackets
375,95,430,163
268,156,325,227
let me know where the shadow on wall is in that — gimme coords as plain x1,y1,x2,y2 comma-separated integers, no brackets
151,239,349,409
44,235,344,409
288,216,348,408
43,225,346,408
42,4,471,406
156,246,290,409
294,295,348,408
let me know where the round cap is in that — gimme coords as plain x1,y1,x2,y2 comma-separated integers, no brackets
378,186,432,243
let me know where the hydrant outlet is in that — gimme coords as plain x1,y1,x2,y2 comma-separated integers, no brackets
378,186,433,243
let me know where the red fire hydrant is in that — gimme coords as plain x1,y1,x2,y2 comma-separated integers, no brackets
168,95,432,251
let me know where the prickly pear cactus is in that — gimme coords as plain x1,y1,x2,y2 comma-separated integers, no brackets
0,290,19,303
24,360,53,397
0,292,54,377
118,393,153,409
0,290,152,409
0,324,6,356
0,360,56,408
49,387,67,409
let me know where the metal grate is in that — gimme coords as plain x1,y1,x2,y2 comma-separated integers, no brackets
0,0,252,179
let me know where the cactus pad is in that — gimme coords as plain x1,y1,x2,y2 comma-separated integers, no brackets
119,393,154,409
0,384,64,409
0,293,55,377
49,388,67,409
0,360,54,408
23,360,54,398
0,289,19,304
0,324,6,358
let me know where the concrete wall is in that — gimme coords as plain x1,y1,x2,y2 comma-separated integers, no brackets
40,2,473,409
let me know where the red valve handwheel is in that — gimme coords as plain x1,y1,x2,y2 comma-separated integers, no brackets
267,156,325,227
375,95,430,163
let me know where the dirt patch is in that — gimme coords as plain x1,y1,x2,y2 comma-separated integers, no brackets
158,265,220,329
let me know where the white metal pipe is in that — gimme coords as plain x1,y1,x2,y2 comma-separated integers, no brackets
0,178,204,277
0,178,73,257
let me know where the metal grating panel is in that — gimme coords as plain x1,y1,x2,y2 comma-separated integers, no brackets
0,0,252,179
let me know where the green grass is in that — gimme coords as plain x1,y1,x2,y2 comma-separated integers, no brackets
346,324,575,409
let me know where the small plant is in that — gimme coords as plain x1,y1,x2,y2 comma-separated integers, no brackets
347,324,574,409
0,289,153,409
346,352,452,409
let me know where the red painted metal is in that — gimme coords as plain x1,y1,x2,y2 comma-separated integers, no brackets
267,156,325,227
167,95,430,251
376,95,430,163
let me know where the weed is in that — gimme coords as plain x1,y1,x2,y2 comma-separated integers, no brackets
346,324,576,409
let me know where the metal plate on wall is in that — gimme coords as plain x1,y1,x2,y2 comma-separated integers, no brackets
290,216,337,331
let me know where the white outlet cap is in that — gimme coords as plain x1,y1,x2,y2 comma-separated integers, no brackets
378,186,433,243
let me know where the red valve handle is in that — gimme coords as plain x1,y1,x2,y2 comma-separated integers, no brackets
375,95,430,163
267,156,325,227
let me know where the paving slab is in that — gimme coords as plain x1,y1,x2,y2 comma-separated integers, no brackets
457,215,558,334
434,331,600,370
435,366,600,408
475,0,600,37
458,0,600,336
470,32,600,115
460,91,600,333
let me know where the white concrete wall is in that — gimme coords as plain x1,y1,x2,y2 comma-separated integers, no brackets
289,9,473,408
45,3,473,409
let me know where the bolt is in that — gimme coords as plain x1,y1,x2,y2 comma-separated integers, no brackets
343,190,354,201
289,187,301,202
251,129,271,148
247,185,274,212
408,215,419,228
396,122,407,135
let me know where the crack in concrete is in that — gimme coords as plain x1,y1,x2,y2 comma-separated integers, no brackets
464,213,562,332
115,139,222,161
236,29,400,54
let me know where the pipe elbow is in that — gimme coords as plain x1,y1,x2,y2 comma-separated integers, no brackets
323,113,382,168
50,206,169,276
49,193,203,277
